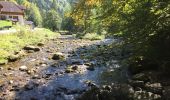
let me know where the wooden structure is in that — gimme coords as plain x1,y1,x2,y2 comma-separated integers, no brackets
0,1,26,25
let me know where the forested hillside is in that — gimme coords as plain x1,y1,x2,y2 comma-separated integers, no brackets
5,0,74,31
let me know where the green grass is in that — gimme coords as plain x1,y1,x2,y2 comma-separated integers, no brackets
0,20,12,28
0,27,60,64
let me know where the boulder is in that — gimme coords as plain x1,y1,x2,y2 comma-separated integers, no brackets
52,52,65,60
145,83,163,94
8,54,20,62
23,46,40,52
133,91,161,100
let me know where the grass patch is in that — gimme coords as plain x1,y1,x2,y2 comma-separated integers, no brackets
0,27,60,63
83,33,105,40
0,20,12,28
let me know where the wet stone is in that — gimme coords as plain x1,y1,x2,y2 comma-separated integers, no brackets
52,52,65,60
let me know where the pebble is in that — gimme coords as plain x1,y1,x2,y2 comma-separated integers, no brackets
19,66,28,71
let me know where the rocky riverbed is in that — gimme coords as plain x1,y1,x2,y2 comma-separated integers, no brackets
0,35,169,100
0,35,127,100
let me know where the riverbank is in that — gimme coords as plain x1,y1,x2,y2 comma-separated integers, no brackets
78,42,170,100
0,35,123,100
0,28,60,65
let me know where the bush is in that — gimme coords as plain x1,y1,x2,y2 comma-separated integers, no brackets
76,33,105,40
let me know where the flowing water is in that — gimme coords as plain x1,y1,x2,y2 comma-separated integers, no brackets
0,35,128,100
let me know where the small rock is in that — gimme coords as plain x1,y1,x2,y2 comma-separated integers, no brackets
52,52,65,60
72,65,78,70
85,80,98,87
0,67,4,70
41,64,47,67
129,80,145,88
15,50,26,56
133,91,161,100
19,66,28,71
86,66,95,71
145,83,162,94
132,73,150,82
32,75,41,79
65,68,73,73
3,73,13,76
135,87,142,91
103,85,112,91
3,73,8,76
24,84,34,90
88,82,97,87
8,54,20,62
7,67,14,70
23,46,40,52
27,69,35,75
27,50,35,53
9,80,14,84
37,42,44,46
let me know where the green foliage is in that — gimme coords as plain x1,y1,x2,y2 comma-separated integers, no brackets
61,17,75,32
27,3,42,26
44,10,62,31
72,0,170,70
83,33,105,40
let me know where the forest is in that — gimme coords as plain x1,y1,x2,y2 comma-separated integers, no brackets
0,0,170,100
